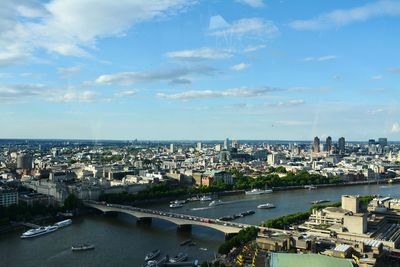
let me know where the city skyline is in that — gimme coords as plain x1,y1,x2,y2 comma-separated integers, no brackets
1,0,400,140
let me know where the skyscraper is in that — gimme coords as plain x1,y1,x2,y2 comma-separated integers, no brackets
338,137,345,154
312,136,320,153
224,138,230,150
378,138,388,147
196,142,202,151
326,136,332,153
170,144,174,153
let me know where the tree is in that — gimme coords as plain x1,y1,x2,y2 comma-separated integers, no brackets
63,194,83,211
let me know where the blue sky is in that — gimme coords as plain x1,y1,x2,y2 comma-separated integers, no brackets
1,0,400,141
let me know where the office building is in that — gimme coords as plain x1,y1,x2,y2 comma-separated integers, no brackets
0,188,18,207
378,138,388,148
312,136,320,153
326,136,332,153
338,137,345,154
170,144,174,153
17,152,33,170
196,142,202,151
224,138,230,150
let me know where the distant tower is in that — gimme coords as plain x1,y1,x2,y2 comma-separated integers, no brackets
326,136,332,153
232,140,239,149
312,137,320,153
170,144,174,153
17,153,33,170
196,142,202,151
338,137,345,154
224,138,230,150
378,138,388,147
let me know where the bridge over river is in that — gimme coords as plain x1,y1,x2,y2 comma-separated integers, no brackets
85,201,257,235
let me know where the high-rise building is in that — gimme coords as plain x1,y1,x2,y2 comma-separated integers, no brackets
312,136,320,153
326,136,332,153
232,140,239,149
378,138,388,147
196,142,202,151
17,152,32,170
368,139,376,146
338,137,345,154
170,144,174,153
224,138,230,150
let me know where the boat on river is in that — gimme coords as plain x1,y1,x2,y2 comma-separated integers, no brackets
21,225,58,239
257,203,275,209
200,195,212,201
245,188,273,195
209,200,224,206
169,203,183,208
169,252,188,263
311,199,330,204
54,219,72,228
71,244,95,251
145,249,160,261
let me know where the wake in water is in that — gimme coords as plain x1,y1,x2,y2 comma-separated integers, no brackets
191,207,212,211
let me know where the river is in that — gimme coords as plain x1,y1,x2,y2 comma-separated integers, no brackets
1,183,400,267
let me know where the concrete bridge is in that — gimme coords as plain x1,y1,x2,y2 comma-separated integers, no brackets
85,201,253,235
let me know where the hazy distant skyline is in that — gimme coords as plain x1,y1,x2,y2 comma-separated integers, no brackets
1,0,400,140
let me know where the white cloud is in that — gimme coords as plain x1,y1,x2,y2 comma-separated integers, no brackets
290,0,400,30
388,67,400,74
371,75,383,80
264,99,305,107
57,66,81,79
157,86,280,100
236,0,265,8
165,47,233,61
209,17,278,39
391,122,400,133
96,66,216,85
0,83,101,103
231,63,250,71
114,90,138,97
51,91,99,103
303,55,337,62
367,108,384,115
0,0,197,65
243,44,266,52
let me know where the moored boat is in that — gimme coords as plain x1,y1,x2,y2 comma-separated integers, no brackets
169,252,188,263
54,219,72,228
71,244,95,251
169,203,183,208
257,203,275,209
145,249,160,261
21,225,58,239
245,188,273,195
311,199,330,205
200,195,212,201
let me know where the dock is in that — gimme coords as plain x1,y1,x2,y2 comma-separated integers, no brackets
164,261,198,266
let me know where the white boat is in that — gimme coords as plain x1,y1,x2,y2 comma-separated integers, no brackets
54,219,72,228
200,195,212,201
311,200,330,205
170,200,186,205
21,225,58,239
257,203,275,209
169,252,188,263
245,188,273,195
209,200,224,206
71,244,95,251
169,203,183,208
304,185,317,190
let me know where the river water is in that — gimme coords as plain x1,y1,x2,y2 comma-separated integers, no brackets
1,183,400,267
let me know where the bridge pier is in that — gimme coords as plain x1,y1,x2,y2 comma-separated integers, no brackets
224,233,237,241
137,217,152,224
177,224,192,232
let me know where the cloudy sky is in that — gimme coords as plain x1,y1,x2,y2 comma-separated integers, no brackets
1,0,400,141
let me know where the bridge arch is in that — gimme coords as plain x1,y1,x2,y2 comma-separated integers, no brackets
86,203,242,235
